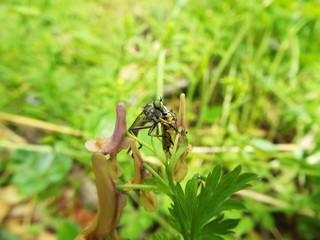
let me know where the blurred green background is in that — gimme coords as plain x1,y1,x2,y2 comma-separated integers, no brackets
1,0,320,239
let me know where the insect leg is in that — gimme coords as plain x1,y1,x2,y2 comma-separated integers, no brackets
127,124,157,153
159,118,179,133
129,124,155,135
147,124,174,145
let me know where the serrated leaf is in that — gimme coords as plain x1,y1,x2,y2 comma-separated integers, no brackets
196,166,240,228
196,165,222,215
195,165,255,236
205,165,222,191
169,183,187,232
185,175,199,221
168,210,181,231
199,235,224,240
201,216,240,236
169,165,255,239
219,199,245,211
175,183,185,200
234,172,257,191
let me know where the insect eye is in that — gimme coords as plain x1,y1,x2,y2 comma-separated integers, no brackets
153,101,163,110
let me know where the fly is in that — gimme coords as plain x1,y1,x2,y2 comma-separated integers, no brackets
160,109,178,155
128,98,179,153
128,98,165,138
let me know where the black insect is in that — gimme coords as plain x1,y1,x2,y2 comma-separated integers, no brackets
128,98,179,153
160,108,178,154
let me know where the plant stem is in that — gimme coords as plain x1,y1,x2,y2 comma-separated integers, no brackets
143,163,169,188
126,132,166,163
169,132,182,169
116,184,158,191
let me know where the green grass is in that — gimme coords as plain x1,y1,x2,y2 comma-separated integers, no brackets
1,0,320,239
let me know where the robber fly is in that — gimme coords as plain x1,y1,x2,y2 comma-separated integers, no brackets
128,98,179,154
159,108,178,155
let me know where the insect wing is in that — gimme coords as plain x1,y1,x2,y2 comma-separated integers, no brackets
128,111,148,137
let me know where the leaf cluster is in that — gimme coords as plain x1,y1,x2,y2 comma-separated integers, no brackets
169,165,257,240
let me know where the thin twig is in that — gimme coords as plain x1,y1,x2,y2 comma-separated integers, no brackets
0,140,86,158
116,184,158,191
192,144,313,154
0,112,86,137
237,189,316,218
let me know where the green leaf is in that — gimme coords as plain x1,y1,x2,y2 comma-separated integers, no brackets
10,150,72,196
200,234,224,240
150,234,182,240
169,165,256,238
201,215,240,237
185,175,199,222
219,199,245,211
172,183,190,230
235,172,258,191
150,234,170,240
56,221,80,240
205,165,222,191
196,166,242,230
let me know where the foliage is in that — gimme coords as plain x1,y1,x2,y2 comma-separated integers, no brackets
73,96,256,240
0,0,320,239
169,165,256,239
56,221,80,240
10,150,72,196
